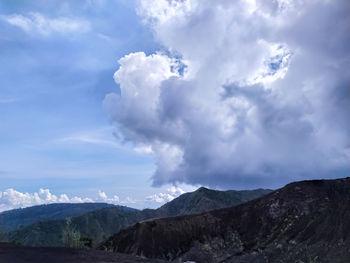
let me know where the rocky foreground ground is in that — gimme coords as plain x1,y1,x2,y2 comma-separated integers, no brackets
0,243,165,263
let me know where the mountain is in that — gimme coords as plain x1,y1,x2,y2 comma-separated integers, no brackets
100,177,350,263
3,187,271,247
155,187,272,217
0,203,114,232
5,206,143,247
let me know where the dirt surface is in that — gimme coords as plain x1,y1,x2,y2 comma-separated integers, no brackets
0,243,165,263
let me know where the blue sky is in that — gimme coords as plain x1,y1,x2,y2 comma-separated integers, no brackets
0,0,349,211
0,0,194,211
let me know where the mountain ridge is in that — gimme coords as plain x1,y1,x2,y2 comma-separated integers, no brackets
0,203,116,232
2,187,272,247
100,177,350,263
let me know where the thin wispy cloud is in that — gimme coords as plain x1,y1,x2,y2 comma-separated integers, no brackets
58,135,121,149
54,127,122,148
0,97,21,104
1,12,90,36
55,128,158,156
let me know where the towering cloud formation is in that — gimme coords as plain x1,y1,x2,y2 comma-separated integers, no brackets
104,0,350,188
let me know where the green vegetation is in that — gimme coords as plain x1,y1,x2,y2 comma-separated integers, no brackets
62,218,82,248
0,203,114,232
4,206,144,247
79,237,93,248
156,187,272,217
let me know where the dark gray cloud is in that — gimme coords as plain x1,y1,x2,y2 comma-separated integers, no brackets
104,0,350,189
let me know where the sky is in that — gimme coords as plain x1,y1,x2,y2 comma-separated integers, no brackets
0,0,349,212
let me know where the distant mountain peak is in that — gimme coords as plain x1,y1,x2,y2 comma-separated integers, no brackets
195,186,211,192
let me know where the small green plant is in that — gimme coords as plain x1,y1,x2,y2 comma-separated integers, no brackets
62,218,82,248
11,239,22,246
203,242,212,252
80,237,93,248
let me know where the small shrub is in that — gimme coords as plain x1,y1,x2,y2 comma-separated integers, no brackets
62,218,82,248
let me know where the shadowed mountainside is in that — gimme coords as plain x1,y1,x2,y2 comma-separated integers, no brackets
3,188,271,247
100,177,350,263
4,206,144,247
0,203,115,232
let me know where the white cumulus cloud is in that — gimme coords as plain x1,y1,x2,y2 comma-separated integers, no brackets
0,187,186,212
104,0,350,188
97,190,120,203
146,187,186,203
0,188,93,212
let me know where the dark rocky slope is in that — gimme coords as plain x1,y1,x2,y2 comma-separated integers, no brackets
0,242,166,263
100,177,350,263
